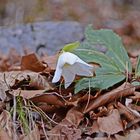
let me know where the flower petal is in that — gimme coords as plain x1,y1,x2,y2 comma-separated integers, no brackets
59,52,78,65
52,67,62,83
74,62,93,76
52,52,78,84
52,51,94,87
62,66,75,88
75,57,93,68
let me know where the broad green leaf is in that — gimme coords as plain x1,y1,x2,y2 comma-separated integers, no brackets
78,39,107,52
79,40,98,51
74,49,120,73
85,25,132,73
135,55,140,77
73,25,131,93
62,41,80,52
75,74,125,93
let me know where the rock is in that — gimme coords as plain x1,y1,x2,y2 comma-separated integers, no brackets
0,21,84,55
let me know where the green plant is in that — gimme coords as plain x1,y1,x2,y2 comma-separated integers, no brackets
16,96,30,134
72,25,140,93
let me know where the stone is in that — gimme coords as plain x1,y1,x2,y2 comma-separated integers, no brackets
0,21,84,55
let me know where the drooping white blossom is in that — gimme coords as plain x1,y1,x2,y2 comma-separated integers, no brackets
52,52,94,88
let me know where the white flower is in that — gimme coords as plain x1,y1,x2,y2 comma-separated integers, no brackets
52,52,94,88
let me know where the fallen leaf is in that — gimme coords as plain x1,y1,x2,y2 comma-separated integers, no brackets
21,125,40,140
130,91,140,101
21,53,47,72
90,106,108,119
85,137,93,140
84,83,135,113
48,107,83,140
65,106,84,127
129,104,140,112
49,119,82,140
0,48,21,72
8,90,65,107
94,138,110,140
117,102,138,122
125,98,140,117
0,126,12,140
115,129,140,140
0,110,14,139
115,134,125,140
0,71,52,100
84,120,100,135
42,53,58,70
97,109,123,135
8,89,45,99
0,101,6,113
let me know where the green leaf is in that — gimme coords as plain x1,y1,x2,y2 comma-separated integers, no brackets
135,55,140,77
74,49,120,73
62,41,80,52
85,25,132,73
73,25,131,93
75,74,125,93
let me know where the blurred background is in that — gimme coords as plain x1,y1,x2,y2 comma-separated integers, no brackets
0,0,140,54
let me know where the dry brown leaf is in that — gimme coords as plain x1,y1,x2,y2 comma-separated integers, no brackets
94,138,111,140
65,107,84,127
37,104,59,113
21,125,40,140
21,53,47,72
0,110,14,139
42,53,58,70
49,119,82,140
8,89,45,99
90,107,108,119
115,134,125,140
130,91,140,101
84,83,135,113
115,129,140,140
117,102,138,122
91,121,100,133
129,104,140,112
97,109,123,135
0,101,6,113
85,120,100,135
31,93,66,107
116,101,140,129
0,71,52,100
0,127,12,140
84,137,93,140
48,107,83,140
0,48,21,72
125,98,140,117
9,90,65,107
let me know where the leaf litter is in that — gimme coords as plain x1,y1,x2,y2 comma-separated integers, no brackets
1,29,140,140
